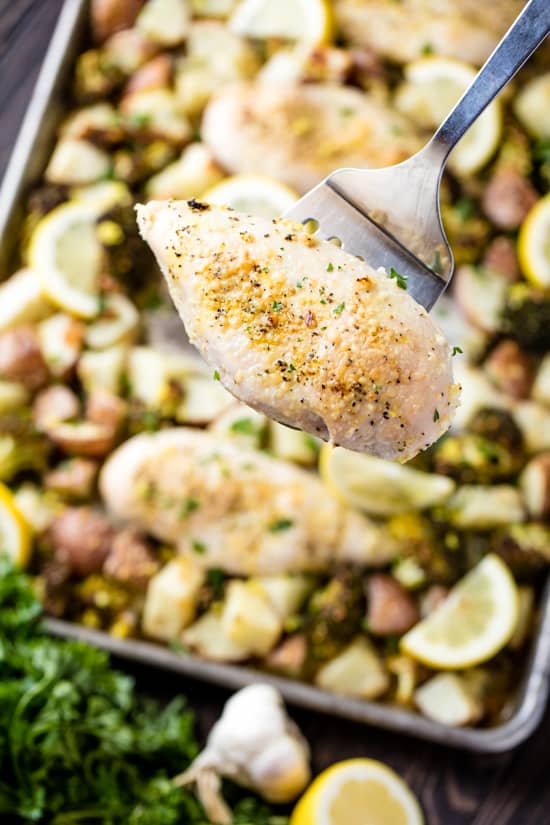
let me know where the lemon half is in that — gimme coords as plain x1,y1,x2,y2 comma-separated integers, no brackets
395,56,502,176
230,0,333,45
518,192,550,288
29,201,103,319
290,758,424,825
401,554,518,669
203,174,299,219
0,482,32,568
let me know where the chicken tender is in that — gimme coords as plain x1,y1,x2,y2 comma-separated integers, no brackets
334,0,525,66
137,200,459,460
100,428,398,575
202,82,420,194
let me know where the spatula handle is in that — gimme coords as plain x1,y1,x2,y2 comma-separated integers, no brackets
428,0,550,163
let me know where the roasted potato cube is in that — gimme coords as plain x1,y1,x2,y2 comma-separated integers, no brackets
136,0,190,45
183,607,250,661
77,345,128,394
45,458,99,501
38,313,85,378
142,557,205,640
45,139,111,185
0,324,49,390
446,485,525,530
145,143,223,200
414,673,483,727
49,506,114,576
316,637,390,700
104,527,159,590
520,452,550,518
91,0,143,43
366,573,419,636
32,384,80,431
221,580,283,656
0,269,52,333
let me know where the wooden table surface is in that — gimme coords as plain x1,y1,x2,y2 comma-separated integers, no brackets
1,2,550,823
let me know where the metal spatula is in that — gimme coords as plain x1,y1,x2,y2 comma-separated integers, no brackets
284,0,550,311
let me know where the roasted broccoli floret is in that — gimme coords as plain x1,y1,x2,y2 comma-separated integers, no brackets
388,513,466,585
441,200,490,266
0,415,51,481
491,523,550,580
501,283,550,352
74,49,123,103
97,203,154,284
433,432,522,484
305,566,364,661
468,407,525,457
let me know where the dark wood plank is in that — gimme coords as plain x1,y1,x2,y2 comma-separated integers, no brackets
1,3,550,823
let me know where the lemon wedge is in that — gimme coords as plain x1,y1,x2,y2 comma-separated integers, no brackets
395,56,501,176
0,482,32,568
28,202,104,319
319,444,455,517
203,174,298,219
518,193,550,287
290,758,424,825
230,0,333,45
401,554,518,670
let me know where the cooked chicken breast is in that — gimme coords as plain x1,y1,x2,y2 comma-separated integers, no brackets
202,82,421,194
100,428,398,575
334,0,525,66
137,200,459,460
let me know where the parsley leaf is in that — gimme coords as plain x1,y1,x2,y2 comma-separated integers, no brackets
268,518,294,533
389,267,408,289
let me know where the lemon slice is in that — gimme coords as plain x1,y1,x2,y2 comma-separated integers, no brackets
28,202,103,319
319,444,455,517
203,174,299,219
230,0,333,44
290,758,424,825
401,554,518,670
395,56,501,176
518,193,550,287
0,482,32,568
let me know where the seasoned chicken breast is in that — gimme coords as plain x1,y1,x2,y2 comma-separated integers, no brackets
202,82,421,194
334,0,525,66
137,200,459,460
100,428,398,575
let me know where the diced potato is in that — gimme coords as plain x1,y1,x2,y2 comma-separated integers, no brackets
221,580,283,656
259,45,351,85
47,421,116,457
190,0,238,16
0,269,52,333
316,637,390,700
451,363,509,431
176,375,235,424
142,557,205,641
71,180,133,212
45,139,111,185
38,313,85,377
137,0,190,46
121,89,191,144
91,0,143,43
102,27,158,75
77,345,128,394
254,575,314,619
392,557,427,590
127,345,203,409
509,586,535,650
183,607,251,661
414,673,483,727
453,266,508,333
269,421,319,466
60,102,122,142
446,485,525,530
14,483,61,533
431,295,488,364
85,294,140,350
387,655,420,705
532,354,550,407
208,403,267,449
174,21,259,116
145,143,223,200
0,380,29,414
520,453,550,518
513,401,550,452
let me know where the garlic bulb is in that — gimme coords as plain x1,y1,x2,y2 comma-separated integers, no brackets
174,684,311,824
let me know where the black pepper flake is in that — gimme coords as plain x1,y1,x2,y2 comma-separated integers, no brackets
187,198,210,212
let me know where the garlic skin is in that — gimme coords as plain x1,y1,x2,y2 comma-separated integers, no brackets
174,684,311,824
